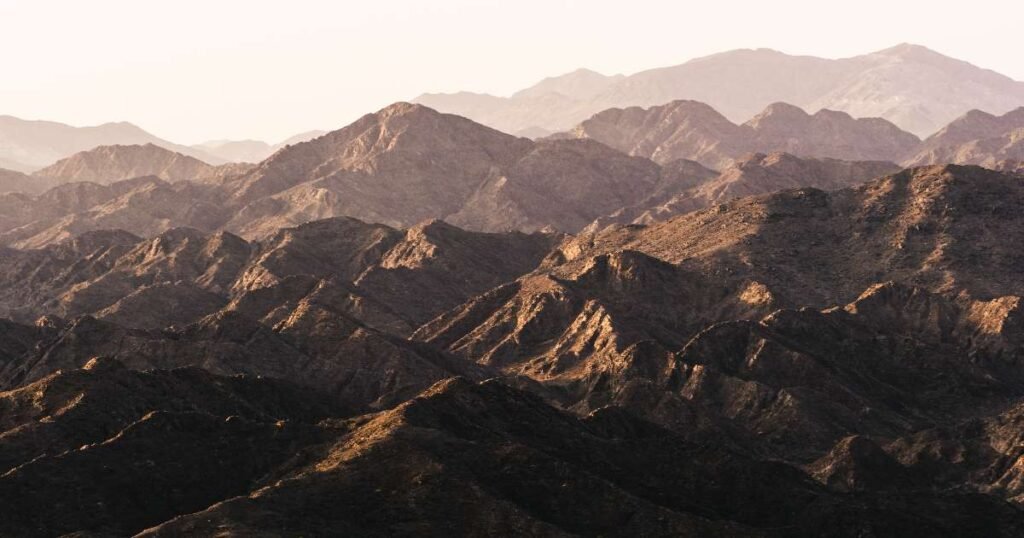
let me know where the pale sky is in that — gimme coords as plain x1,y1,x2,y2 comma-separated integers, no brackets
1,0,1021,144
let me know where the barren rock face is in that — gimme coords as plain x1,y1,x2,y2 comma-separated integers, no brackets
4,92,1024,535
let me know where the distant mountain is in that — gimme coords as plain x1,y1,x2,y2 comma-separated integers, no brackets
562,100,919,169
0,176,224,249
195,130,328,163
585,152,900,232
0,115,224,171
0,168,59,195
274,129,327,148
219,102,670,236
0,103,923,248
415,44,1024,138
32,143,226,185
193,139,273,163
904,107,1024,167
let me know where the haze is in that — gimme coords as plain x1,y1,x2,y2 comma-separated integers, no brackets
1,0,1021,143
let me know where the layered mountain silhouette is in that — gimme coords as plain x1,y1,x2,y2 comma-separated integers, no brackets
0,167,59,195
0,102,924,248
194,130,327,163
417,44,1024,138
585,152,901,231
31,143,249,185
4,82,1024,536
559,100,919,169
904,107,1024,167
0,115,225,172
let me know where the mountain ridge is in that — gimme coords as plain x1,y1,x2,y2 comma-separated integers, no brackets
415,43,1024,138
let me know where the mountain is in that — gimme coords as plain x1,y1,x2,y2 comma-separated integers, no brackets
273,129,328,148
567,165,1024,306
0,115,224,171
0,358,344,537
413,164,1024,477
219,102,670,236
2,162,1024,534
419,164,1024,418
415,44,1024,138
31,143,230,185
193,139,273,163
0,216,557,337
561,100,920,169
0,176,224,249
1,362,1019,537
904,107,1024,166
585,152,899,231
0,167,59,195
195,130,328,163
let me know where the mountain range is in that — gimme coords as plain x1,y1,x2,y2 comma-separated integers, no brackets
2,161,1024,535
4,73,1024,534
5,99,1024,249
558,99,920,169
0,115,324,173
416,43,1024,138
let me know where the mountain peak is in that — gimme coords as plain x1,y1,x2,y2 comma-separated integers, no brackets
376,101,434,119
32,143,215,185
874,42,944,59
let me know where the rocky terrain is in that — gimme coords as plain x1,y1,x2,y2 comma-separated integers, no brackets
417,43,1024,138
561,100,919,169
31,143,242,185
3,92,1024,534
0,167,58,195
584,152,900,231
905,107,1024,167
0,103,719,243
6,101,1024,251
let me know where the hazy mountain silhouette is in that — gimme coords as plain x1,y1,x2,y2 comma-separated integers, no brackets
0,115,225,171
416,44,1024,138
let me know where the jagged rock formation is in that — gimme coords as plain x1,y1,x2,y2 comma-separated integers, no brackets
904,108,1024,167
220,103,670,235
562,100,919,169
0,159,1023,535
0,176,224,249
584,152,899,232
0,103,952,249
567,165,1024,306
0,103,690,245
0,359,343,536
417,43,1024,138
16,375,999,537
415,165,1024,465
0,216,558,336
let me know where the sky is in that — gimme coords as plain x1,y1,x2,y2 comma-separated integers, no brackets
1,0,1021,144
